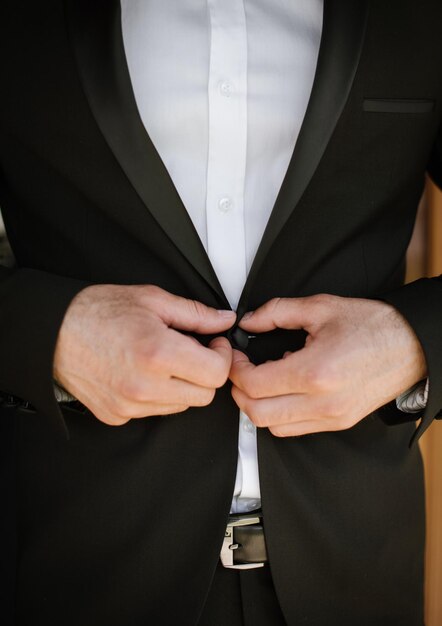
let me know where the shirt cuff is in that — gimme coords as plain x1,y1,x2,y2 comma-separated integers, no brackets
54,383,76,403
396,379,429,414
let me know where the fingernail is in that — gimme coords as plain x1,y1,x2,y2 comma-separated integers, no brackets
218,309,236,318
241,311,254,321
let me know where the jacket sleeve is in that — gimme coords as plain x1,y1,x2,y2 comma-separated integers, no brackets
381,122,442,444
0,264,88,436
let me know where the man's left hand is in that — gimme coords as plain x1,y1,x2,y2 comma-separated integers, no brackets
230,295,427,437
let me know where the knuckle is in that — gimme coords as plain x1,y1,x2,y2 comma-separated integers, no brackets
322,398,345,421
196,388,216,407
310,293,326,304
138,284,164,310
334,404,356,429
138,339,167,370
187,298,208,321
178,405,190,413
269,426,287,438
111,417,131,427
98,409,130,426
304,363,336,392
142,284,163,301
167,405,189,415
310,293,333,308
213,373,228,389
247,403,267,427
268,297,283,312
303,366,323,391
267,296,287,320
118,378,147,403
112,397,135,420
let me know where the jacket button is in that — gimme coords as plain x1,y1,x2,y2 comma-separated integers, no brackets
228,326,249,351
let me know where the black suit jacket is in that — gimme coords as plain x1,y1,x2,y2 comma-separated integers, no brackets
0,0,441,624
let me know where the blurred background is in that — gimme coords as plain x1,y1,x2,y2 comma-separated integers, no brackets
407,178,442,626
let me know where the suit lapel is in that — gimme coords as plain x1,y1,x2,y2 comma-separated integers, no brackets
65,0,227,304
65,0,369,312
237,0,370,316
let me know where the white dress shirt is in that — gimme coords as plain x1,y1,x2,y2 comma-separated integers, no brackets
119,0,426,513
121,0,323,513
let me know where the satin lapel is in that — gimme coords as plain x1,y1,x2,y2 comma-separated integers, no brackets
64,0,226,303
237,0,370,316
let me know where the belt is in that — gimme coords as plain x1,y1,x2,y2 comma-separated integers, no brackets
220,512,268,570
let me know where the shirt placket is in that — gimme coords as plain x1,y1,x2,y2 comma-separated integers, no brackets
207,0,260,513
206,0,248,311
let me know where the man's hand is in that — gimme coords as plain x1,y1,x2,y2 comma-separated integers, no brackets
230,295,427,437
54,284,236,425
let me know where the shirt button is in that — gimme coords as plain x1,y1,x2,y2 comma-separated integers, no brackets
219,81,233,97
248,500,259,511
218,197,233,213
243,420,255,433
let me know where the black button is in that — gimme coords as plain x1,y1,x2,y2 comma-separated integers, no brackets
228,326,249,351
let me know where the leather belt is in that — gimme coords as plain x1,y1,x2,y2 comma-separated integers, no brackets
220,512,268,570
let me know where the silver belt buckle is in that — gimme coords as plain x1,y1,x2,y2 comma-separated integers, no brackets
220,515,265,570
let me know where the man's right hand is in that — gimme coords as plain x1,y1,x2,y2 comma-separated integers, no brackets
53,284,236,425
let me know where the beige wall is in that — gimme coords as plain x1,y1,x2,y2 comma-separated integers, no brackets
422,181,442,626
408,180,442,626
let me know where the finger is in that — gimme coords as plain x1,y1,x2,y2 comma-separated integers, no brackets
238,295,334,333
269,412,357,437
229,349,257,389
232,385,358,434
208,336,234,376
154,330,232,388
231,348,252,367
231,386,331,428
231,386,299,427
269,421,329,438
146,286,237,334
120,375,218,407
230,349,319,398
96,403,190,426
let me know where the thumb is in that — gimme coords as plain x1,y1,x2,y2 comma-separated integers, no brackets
238,296,323,333
232,349,251,366
229,349,255,386
153,289,236,334
208,337,234,384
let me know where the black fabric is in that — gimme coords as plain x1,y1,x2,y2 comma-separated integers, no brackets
197,565,287,626
362,98,435,114
0,405,16,626
197,566,244,626
0,0,441,624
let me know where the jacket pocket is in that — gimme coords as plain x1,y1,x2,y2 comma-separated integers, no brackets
363,98,435,113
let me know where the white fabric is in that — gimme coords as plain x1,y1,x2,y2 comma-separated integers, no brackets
120,0,427,513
